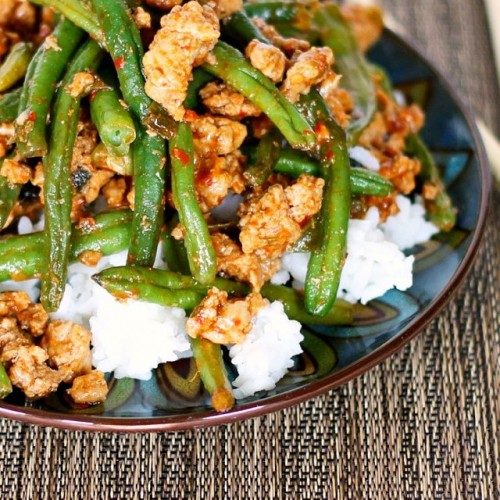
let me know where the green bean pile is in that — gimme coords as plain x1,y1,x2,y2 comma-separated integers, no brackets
0,0,456,409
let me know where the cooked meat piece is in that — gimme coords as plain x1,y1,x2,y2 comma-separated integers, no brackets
0,158,31,185
17,304,49,337
10,0,37,33
251,18,310,56
357,85,425,217
186,287,266,344
43,34,61,51
195,151,246,212
245,39,286,83
422,182,439,201
71,117,98,175
379,155,421,195
281,47,334,103
145,0,182,10
284,174,324,225
77,250,103,267
66,72,95,98
133,6,152,29
319,73,354,128
0,291,31,317
205,0,242,19
212,232,280,290
143,1,220,121
238,184,302,261
83,169,115,204
359,192,399,221
0,317,31,359
0,1,17,29
340,4,384,52
200,81,261,119
67,370,108,405
0,122,15,139
8,345,62,399
40,321,92,383
102,177,128,208
192,115,247,157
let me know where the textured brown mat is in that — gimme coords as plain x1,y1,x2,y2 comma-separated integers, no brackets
1,1,499,499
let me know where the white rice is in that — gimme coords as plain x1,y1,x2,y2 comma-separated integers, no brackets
379,195,439,250
50,246,194,380
348,146,381,171
89,285,190,380
229,301,303,399
274,197,432,304
279,234,413,305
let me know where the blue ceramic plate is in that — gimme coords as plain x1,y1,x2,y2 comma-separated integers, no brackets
0,30,491,431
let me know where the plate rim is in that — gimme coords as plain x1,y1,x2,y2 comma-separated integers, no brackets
0,29,492,432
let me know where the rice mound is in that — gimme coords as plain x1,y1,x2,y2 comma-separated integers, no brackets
379,195,439,250
89,285,190,380
49,248,192,380
229,301,303,399
272,196,431,304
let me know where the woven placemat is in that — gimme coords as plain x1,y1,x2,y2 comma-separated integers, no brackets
1,1,499,498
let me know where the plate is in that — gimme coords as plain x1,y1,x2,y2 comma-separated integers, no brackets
0,30,491,432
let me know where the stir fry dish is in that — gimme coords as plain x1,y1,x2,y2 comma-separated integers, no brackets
0,0,456,411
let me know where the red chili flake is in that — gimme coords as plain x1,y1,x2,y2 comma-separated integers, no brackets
172,147,190,166
114,56,125,70
325,151,335,160
184,109,199,122
313,122,331,144
28,111,37,121
89,90,98,102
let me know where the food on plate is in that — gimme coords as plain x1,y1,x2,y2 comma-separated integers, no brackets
0,0,456,411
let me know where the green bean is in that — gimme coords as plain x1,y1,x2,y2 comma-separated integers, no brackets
92,0,167,267
0,362,12,399
30,0,103,41
95,278,205,308
16,20,85,158
90,75,136,157
242,3,320,45
0,42,33,93
0,88,21,123
244,128,282,187
312,3,377,146
203,42,315,151
222,10,272,48
183,68,215,110
92,0,148,120
91,143,133,176
0,156,21,230
41,39,103,312
126,123,166,266
406,134,457,231
170,122,216,284
244,2,298,23
162,215,191,275
94,266,355,325
297,89,351,317
273,149,393,196
273,149,320,177
0,210,133,282
190,337,234,412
